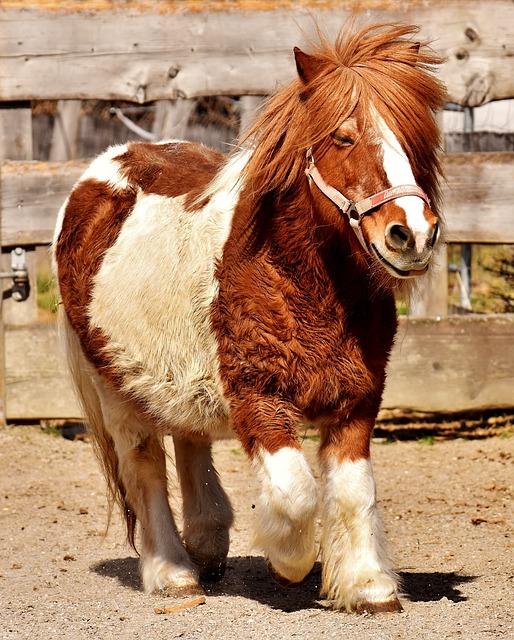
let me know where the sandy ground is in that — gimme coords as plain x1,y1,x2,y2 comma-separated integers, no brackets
0,419,513,640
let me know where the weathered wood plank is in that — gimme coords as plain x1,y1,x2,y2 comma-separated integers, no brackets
1,1,513,105
4,322,81,420
442,153,514,244
0,160,86,246
0,103,33,160
383,315,514,413
2,152,514,247
5,315,514,420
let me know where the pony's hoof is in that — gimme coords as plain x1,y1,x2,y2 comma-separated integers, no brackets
199,561,227,583
267,561,311,589
355,598,403,615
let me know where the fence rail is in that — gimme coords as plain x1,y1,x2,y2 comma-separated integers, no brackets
2,152,514,249
2,1,514,105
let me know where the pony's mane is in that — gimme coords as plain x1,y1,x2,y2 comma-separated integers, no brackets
237,22,446,215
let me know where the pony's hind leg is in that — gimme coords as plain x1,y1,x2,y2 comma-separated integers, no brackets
318,415,401,613
173,437,234,581
232,398,318,586
94,385,201,596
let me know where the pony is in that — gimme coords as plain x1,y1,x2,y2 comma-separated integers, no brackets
53,23,445,613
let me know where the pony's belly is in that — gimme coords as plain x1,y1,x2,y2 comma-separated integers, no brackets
95,343,232,438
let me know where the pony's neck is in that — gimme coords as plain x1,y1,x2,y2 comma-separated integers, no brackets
236,182,379,293
215,148,397,300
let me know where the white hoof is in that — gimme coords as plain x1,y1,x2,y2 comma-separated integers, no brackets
322,568,400,613
141,557,202,596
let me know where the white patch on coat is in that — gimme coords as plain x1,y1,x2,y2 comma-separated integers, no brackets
252,447,318,584
80,142,131,189
140,491,201,594
320,456,398,611
52,144,131,262
377,117,429,237
54,142,187,256
87,148,250,438
52,197,69,275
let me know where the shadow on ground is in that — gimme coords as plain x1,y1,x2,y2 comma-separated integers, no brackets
92,556,476,611
399,570,475,603
374,409,513,441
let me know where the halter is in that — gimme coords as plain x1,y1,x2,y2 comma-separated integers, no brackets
305,148,431,251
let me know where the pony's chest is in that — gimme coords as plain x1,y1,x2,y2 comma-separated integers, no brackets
214,262,393,410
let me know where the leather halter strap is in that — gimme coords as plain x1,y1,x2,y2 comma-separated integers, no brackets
305,148,431,251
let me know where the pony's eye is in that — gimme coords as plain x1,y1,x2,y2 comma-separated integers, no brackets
332,133,355,147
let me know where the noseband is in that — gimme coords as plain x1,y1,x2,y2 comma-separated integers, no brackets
305,148,431,251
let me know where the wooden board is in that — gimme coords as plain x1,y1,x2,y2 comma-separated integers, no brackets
4,323,81,420
383,315,514,413
0,103,33,160
2,153,514,247
5,315,514,420
0,161,85,246
442,153,514,243
1,1,514,105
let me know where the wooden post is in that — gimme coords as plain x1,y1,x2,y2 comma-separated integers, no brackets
0,102,33,159
49,100,82,161
152,99,196,140
409,250,449,317
409,110,448,317
239,96,263,135
0,102,36,424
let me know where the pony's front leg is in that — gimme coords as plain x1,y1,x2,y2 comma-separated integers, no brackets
318,417,401,613
232,397,318,586
173,437,234,582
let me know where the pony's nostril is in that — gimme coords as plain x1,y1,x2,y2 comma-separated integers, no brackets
386,223,413,250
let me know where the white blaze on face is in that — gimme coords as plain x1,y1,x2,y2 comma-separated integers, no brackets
377,117,429,244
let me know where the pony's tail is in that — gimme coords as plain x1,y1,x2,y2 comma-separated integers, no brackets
59,311,137,548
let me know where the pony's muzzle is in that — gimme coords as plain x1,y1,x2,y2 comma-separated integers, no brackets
371,218,439,278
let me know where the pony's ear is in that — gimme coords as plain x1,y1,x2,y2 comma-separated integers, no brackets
294,47,322,85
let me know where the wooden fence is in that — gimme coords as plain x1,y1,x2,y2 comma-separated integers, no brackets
1,0,514,421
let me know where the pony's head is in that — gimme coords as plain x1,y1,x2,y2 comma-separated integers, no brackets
241,23,446,280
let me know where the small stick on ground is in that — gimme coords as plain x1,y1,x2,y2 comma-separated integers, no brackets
154,596,206,615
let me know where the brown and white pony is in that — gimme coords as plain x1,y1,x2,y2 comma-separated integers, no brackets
53,23,445,613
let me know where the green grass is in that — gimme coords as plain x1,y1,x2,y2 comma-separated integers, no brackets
36,270,59,313
301,434,320,444
39,423,62,438
447,244,514,313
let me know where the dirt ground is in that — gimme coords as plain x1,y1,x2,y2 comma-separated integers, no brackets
1,415,513,640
